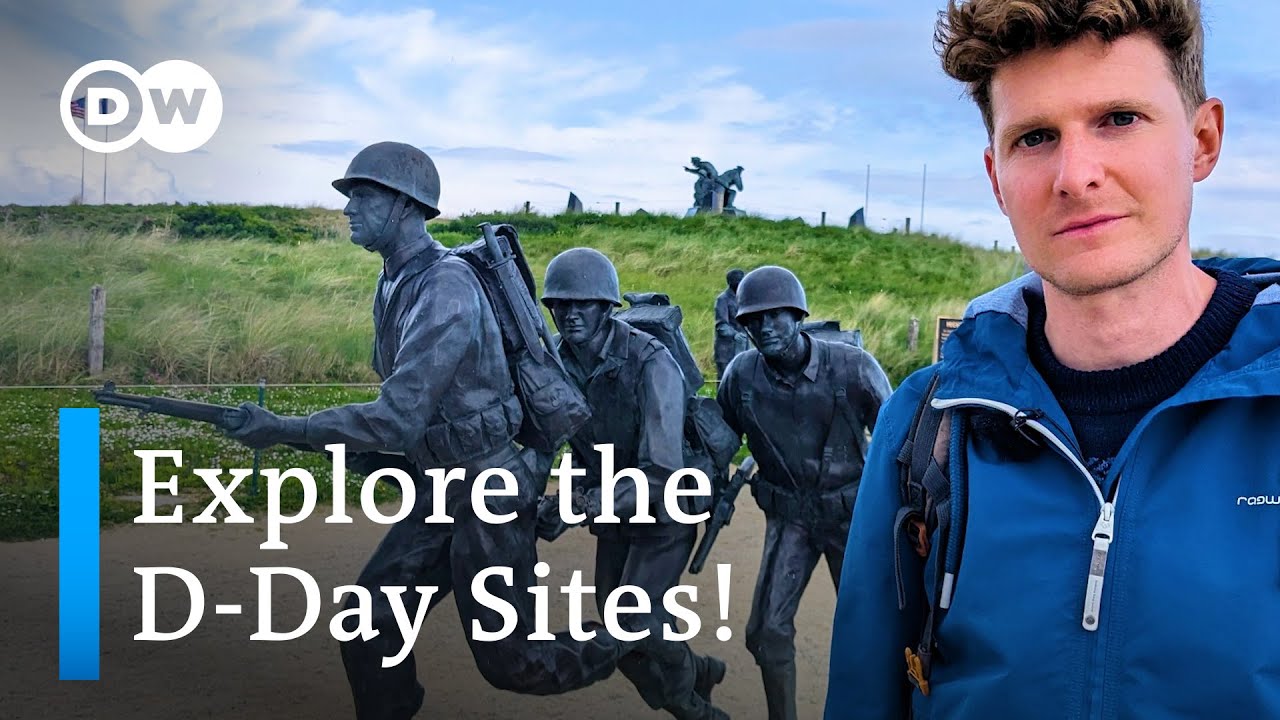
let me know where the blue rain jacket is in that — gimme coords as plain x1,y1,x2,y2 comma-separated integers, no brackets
825,257,1280,720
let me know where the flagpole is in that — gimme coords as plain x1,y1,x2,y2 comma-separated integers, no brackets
79,115,86,203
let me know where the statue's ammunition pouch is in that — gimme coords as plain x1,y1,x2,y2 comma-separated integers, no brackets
751,481,855,527
416,394,523,469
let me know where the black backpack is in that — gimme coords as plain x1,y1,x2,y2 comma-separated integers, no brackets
614,293,740,504
893,372,953,696
615,292,705,396
801,319,863,349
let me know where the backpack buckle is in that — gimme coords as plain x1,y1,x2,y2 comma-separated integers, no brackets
907,516,931,558
905,647,932,696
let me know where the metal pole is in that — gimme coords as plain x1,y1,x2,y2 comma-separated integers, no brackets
79,116,86,203
920,164,927,235
102,123,107,204
252,377,265,496
865,164,870,222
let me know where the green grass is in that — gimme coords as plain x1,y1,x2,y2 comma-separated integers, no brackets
0,203,348,244
1,205,1025,387
0,204,1026,540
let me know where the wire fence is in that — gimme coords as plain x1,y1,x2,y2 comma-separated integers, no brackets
0,382,383,391
0,380,730,391
0,380,733,392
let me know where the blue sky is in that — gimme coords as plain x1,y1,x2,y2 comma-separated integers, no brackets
1,0,1277,255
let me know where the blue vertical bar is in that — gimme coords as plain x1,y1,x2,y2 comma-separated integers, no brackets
59,408,99,681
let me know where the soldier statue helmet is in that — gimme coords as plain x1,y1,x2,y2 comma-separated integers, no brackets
541,247,622,349
332,141,442,218
735,265,809,320
330,142,443,256
541,247,623,308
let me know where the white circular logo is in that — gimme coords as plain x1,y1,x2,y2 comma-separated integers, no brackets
60,59,223,154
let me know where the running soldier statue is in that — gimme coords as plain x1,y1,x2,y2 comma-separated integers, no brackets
224,141,684,719
535,247,730,720
715,265,892,720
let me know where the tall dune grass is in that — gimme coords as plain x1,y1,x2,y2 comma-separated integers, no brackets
0,208,1025,387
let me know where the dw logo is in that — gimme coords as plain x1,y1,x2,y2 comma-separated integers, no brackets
60,59,223,154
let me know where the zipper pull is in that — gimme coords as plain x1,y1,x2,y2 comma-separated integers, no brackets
1082,502,1115,631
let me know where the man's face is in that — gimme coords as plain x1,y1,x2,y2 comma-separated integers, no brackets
342,181,398,250
548,299,613,348
983,32,1223,296
742,308,802,361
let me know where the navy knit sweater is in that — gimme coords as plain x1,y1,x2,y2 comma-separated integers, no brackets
1025,270,1259,482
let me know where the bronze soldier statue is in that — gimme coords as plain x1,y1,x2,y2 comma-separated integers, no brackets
535,247,730,720
223,142,669,719
714,266,892,720
716,167,744,212
714,268,747,378
684,156,720,209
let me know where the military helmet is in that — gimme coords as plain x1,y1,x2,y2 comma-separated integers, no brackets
735,265,809,320
541,247,622,307
332,142,442,220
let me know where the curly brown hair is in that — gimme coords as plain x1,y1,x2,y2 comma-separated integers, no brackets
935,0,1206,139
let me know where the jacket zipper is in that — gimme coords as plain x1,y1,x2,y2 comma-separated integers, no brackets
931,396,1118,632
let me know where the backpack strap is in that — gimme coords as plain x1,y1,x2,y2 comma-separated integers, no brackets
374,244,450,371
1245,271,1280,290
816,344,856,483
893,374,948,603
739,356,801,489
893,372,954,697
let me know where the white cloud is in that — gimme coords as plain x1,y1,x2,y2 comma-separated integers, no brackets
1,1,1275,257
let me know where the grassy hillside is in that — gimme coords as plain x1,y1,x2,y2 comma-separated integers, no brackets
0,204,1025,387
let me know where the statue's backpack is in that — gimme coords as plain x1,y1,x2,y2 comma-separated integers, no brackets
615,293,740,510
615,292,704,395
801,319,863,349
451,224,591,453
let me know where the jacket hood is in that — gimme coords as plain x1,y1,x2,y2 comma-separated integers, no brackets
1196,255,1280,279
935,256,1280,409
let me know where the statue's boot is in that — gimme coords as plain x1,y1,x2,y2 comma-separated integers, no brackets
624,636,729,720
695,654,727,702
760,661,798,720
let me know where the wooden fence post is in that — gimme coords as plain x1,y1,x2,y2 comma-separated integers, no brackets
88,285,106,375
908,317,920,353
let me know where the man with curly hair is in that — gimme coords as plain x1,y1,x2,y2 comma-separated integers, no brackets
824,1,1280,718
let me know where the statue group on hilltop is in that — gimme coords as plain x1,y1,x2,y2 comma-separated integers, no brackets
101,141,892,720
684,156,745,215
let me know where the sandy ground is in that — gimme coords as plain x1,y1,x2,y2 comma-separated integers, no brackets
0,493,840,720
